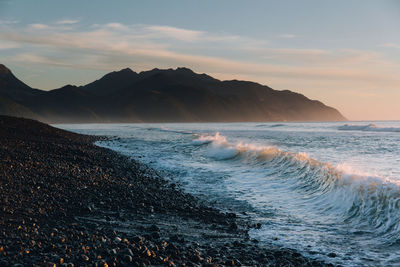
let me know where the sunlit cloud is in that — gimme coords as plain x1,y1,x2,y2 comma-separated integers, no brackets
100,22,130,31
1,21,400,119
1,22,399,84
146,25,204,42
12,53,73,67
380,43,400,49
28,23,50,30
56,19,80,25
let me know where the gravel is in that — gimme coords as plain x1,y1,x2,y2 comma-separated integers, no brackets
0,115,334,266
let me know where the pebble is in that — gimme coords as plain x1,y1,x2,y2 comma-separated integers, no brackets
0,116,330,267
81,254,89,261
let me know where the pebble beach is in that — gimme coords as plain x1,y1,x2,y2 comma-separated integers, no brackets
0,115,332,266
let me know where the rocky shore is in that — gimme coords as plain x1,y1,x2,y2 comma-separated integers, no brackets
0,115,333,266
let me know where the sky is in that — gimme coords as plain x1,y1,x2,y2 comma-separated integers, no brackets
0,0,400,120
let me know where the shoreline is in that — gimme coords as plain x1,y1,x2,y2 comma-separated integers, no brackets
0,115,333,266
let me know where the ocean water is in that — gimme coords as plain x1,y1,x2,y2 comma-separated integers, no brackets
56,121,400,266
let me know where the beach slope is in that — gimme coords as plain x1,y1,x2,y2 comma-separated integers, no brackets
0,115,331,266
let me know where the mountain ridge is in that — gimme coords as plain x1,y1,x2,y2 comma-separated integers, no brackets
0,64,346,123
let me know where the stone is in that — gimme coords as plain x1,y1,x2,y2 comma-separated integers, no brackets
81,254,89,261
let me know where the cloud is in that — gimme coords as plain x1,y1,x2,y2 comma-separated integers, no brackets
0,40,18,50
270,48,327,56
28,23,50,30
0,19,19,25
3,21,400,119
12,53,74,67
278,34,296,39
257,48,330,63
26,22,78,32
380,43,400,49
56,19,80,25
146,25,204,42
101,22,130,31
1,22,400,93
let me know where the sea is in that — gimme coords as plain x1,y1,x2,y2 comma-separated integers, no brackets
56,121,400,266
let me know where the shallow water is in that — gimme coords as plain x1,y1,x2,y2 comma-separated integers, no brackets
56,121,400,266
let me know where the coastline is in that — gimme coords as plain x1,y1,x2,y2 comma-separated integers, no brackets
0,116,332,266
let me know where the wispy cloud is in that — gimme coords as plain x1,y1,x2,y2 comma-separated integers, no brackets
380,43,400,49
146,25,204,42
56,19,80,25
1,21,400,119
0,19,19,25
12,53,74,67
0,41,18,50
1,22,399,85
278,34,296,39
28,23,50,30
100,22,130,31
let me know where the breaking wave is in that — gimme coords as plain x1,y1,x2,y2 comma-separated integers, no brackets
193,132,400,241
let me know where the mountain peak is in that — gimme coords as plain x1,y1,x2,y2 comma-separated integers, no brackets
175,67,194,73
0,64,39,102
80,67,139,96
140,67,195,75
60,84,78,90
0,64,11,75
118,67,135,73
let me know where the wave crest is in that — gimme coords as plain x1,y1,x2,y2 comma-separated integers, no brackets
338,124,400,132
193,132,400,239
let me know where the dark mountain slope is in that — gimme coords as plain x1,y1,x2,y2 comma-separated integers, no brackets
0,64,346,122
0,64,41,102
27,85,103,122
110,74,231,122
81,68,140,96
0,95,37,118
108,71,345,122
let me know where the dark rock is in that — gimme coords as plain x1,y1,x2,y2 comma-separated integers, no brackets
123,254,132,263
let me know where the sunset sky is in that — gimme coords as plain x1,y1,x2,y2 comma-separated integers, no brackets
1,0,399,120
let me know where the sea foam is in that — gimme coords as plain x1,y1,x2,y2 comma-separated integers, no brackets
193,132,400,239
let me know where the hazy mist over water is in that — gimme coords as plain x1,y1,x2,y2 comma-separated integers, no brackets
58,121,400,266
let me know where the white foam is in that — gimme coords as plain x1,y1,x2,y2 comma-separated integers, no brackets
192,133,238,159
193,133,310,163
193,133,400,198
192,132,227,145
336,163,400,189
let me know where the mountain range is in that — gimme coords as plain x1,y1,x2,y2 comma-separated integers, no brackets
0,64,346,123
